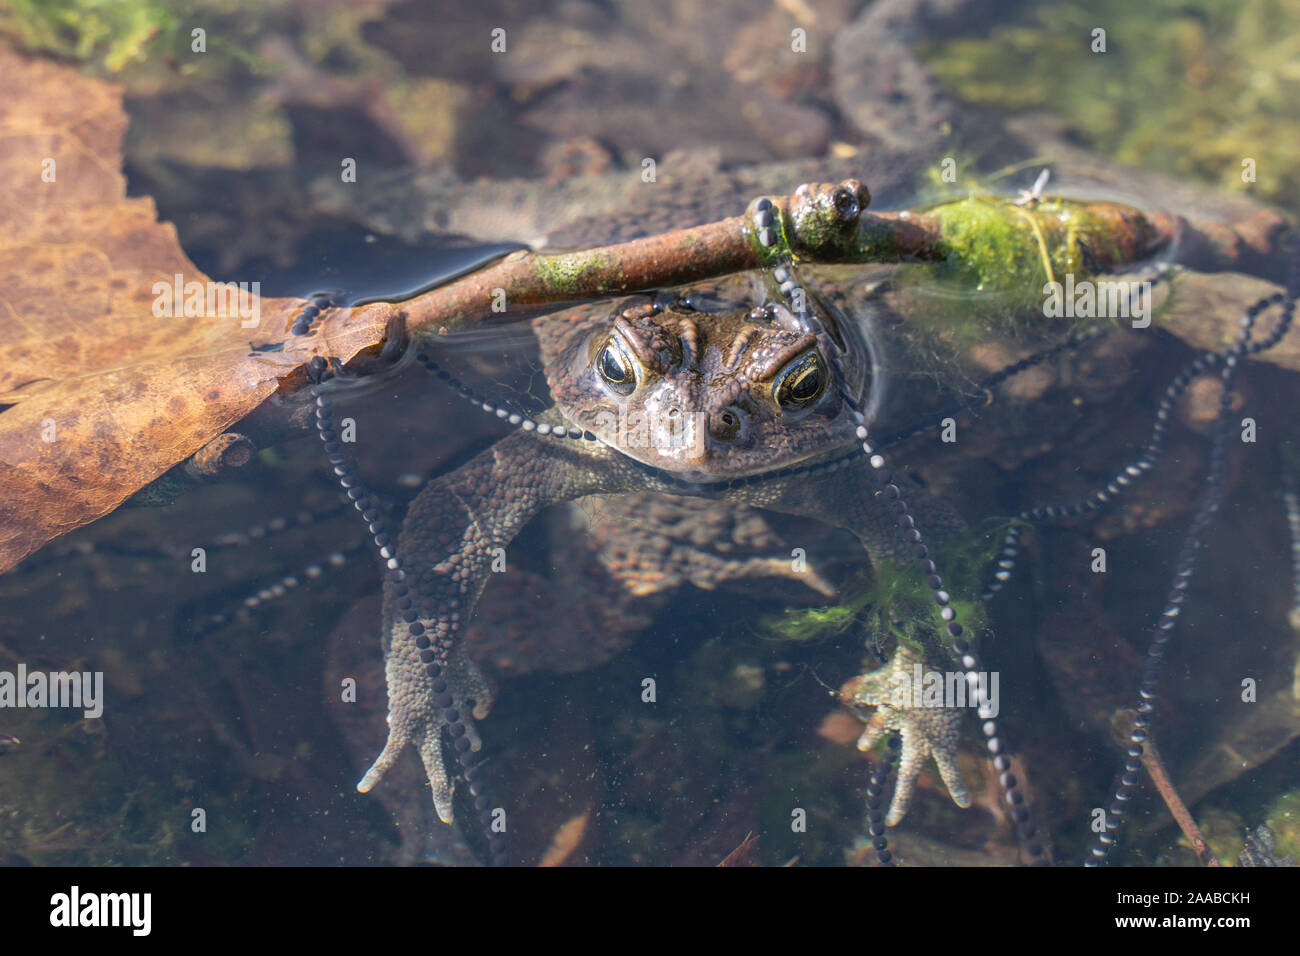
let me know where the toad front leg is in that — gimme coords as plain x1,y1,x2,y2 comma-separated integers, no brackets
731,457,976,824
356,426,630,824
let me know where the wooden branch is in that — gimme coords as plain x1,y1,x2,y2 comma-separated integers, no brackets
1141,736,1221,867
271,178,1293,397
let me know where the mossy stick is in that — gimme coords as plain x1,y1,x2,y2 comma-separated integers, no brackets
285,179,1292,395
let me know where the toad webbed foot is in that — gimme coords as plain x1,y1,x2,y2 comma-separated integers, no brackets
354,426,617,827
842,641,972,826
357,634,495,826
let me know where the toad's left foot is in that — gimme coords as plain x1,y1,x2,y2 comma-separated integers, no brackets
357,639,495,826
842,642,972,826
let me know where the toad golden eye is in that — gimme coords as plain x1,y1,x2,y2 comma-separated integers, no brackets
773,353,827,409
598,342,637,395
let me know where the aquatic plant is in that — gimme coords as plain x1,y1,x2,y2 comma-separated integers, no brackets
0,0,175,72
922,0,1300,210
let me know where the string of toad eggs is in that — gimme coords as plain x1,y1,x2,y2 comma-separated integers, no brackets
1084,239,1297,865
755,196,1048,866
1286,474,1300,633
757,197,905,866
983,274,1292,600
306,355,510,868
950,233,1297,862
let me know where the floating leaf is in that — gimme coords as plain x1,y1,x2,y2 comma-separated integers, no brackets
0,48,386,572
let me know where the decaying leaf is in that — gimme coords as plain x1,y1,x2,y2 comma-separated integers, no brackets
0,47,387,573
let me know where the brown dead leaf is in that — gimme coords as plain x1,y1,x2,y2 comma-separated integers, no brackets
0,47,394,573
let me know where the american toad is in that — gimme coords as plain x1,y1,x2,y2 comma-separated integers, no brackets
347,197,982,860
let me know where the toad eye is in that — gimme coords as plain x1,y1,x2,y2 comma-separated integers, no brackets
773,352,827,410
597,341,637,395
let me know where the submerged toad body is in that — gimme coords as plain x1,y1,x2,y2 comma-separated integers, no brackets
356,260,975,852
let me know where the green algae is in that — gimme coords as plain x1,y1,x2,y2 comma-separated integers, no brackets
755,584,866,644
884,189,1124,386
0,0,176,72
1153,791,1299,866
853,217,913,263
921,0,1300,213
926,195,1115,311
1263,788,1300,860
751,209,794,270
534,250,618,298
933,198,1056,308
755,526,1004,658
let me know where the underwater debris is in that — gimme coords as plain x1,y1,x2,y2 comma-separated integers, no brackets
1237,824,1295,867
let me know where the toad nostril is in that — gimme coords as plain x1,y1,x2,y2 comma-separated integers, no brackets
710,409,742,442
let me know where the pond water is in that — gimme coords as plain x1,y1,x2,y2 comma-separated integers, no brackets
1,0,1297,868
